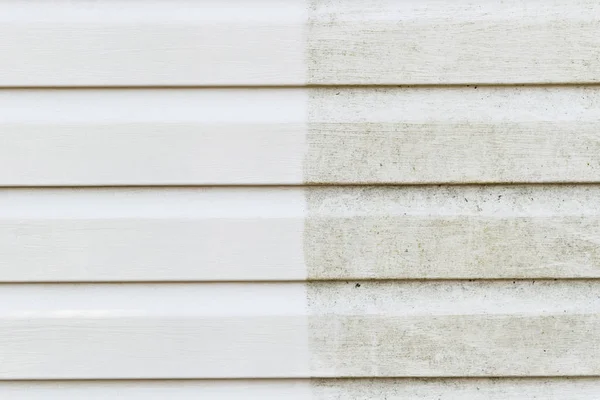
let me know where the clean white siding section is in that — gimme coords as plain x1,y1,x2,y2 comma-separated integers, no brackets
0,0,307,86
0,381,312,400
0,188,307,281
1,0,600,85
0,89,307,185
0,283,310,379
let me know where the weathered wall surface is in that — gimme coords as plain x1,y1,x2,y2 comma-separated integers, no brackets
1,0,599,398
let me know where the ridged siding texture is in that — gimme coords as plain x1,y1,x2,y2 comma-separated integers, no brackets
1,0,600,398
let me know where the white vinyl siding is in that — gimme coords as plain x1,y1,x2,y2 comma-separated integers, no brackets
0,0,598,398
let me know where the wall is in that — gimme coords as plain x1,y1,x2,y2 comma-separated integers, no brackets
1,0,599,398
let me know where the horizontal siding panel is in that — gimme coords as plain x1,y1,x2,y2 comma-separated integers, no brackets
2,87,600,185
1,1,600,85
0,380,311,399
308,0,600,85
2,378,600,399
306,87,600,184
313,378,600,400
1,186,599,281
0,281,598,378
0,1,307,86
0,89,306,186
305,185,600,280
0,188,306,282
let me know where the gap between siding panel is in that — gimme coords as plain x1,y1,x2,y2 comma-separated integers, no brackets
2,83,600,90
0,278,599,285
2,376,600,382
1,182,600,189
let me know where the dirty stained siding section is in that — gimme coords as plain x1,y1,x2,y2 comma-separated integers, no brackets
1,0,600,398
